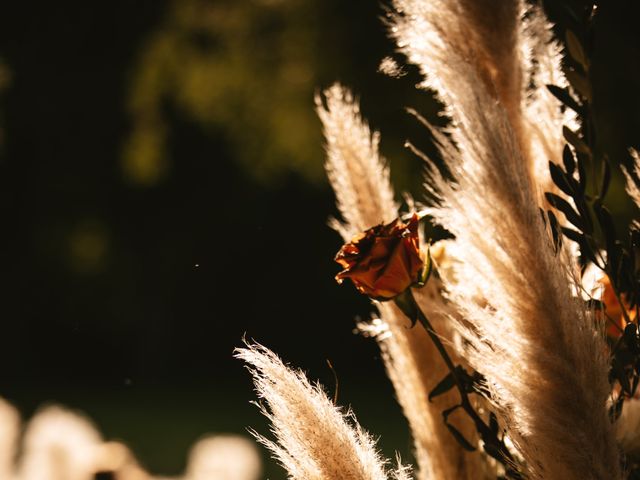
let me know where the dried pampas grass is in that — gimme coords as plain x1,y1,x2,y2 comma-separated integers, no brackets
317,84,491,479
315,84,397,241
520,5,577,199
389,0,620,477
235,342,409,480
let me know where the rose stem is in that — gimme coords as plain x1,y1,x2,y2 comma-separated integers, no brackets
405,288,521,478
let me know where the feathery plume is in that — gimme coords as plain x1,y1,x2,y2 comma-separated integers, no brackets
378,57,407,79
318,85,491,478
392,6,620,474
519,4,578,199
315,84,397,240
389,0,524,128
235,343,407,480
621,148,640,209
390,0,577,203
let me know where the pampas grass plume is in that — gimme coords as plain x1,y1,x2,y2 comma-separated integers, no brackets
235,342,409,480
389,0,621,477
317,84,491,479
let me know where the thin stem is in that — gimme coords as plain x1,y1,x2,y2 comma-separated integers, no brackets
402,288,522,479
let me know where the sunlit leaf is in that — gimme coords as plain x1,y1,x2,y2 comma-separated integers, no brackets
442,405,476,452
593,201,616,252
563,126,590,155
545,192,585,231
565,69,592,102
546,84,582,113
563,144,576,175
599,157,611,200
566,29,589,70
561,227,583,244
549,161,574,196
548,210,562,252
429,371,456,401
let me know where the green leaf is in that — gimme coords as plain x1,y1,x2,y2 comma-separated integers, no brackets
560,227,583,244
611,357,632,395
489,412,499,434
599,156,611,200
565,69,592,102
561,5,581,24
445,423,476,452
442,405,476,452
549,161,574,196
572,194,593,234
547,210,562,252
576,150,587,192
576,232,598,266
429,371,456,402
593,202,616,252
394,290,418,327
545,192,585,231
546,84,582,113
563,126,590,155
416,248,432,287
563,144,576,175
565,29,589,70
586,298,604,310
539,207,547,227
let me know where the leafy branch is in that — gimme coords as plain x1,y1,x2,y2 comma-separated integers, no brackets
395,289,523,479
544,4,640,475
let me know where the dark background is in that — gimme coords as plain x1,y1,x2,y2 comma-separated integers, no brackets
0,1,638,478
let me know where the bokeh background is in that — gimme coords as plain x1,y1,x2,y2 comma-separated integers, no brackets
0,1,639,478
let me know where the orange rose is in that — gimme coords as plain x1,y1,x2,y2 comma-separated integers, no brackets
335,214,427,300
601,275,636,338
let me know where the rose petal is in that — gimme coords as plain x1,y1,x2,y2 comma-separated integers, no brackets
334,213,425,299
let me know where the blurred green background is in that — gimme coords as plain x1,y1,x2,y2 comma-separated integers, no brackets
0,1,639,478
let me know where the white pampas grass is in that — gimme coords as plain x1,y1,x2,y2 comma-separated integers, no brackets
520,5,577,199
390,0,620,476
317,84,491,479
367,247,495,480
315,84,397,240
390,0,575,200
389,0,524,125
235,342,409,480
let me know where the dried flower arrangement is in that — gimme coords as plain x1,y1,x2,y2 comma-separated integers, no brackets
238,1,640,479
